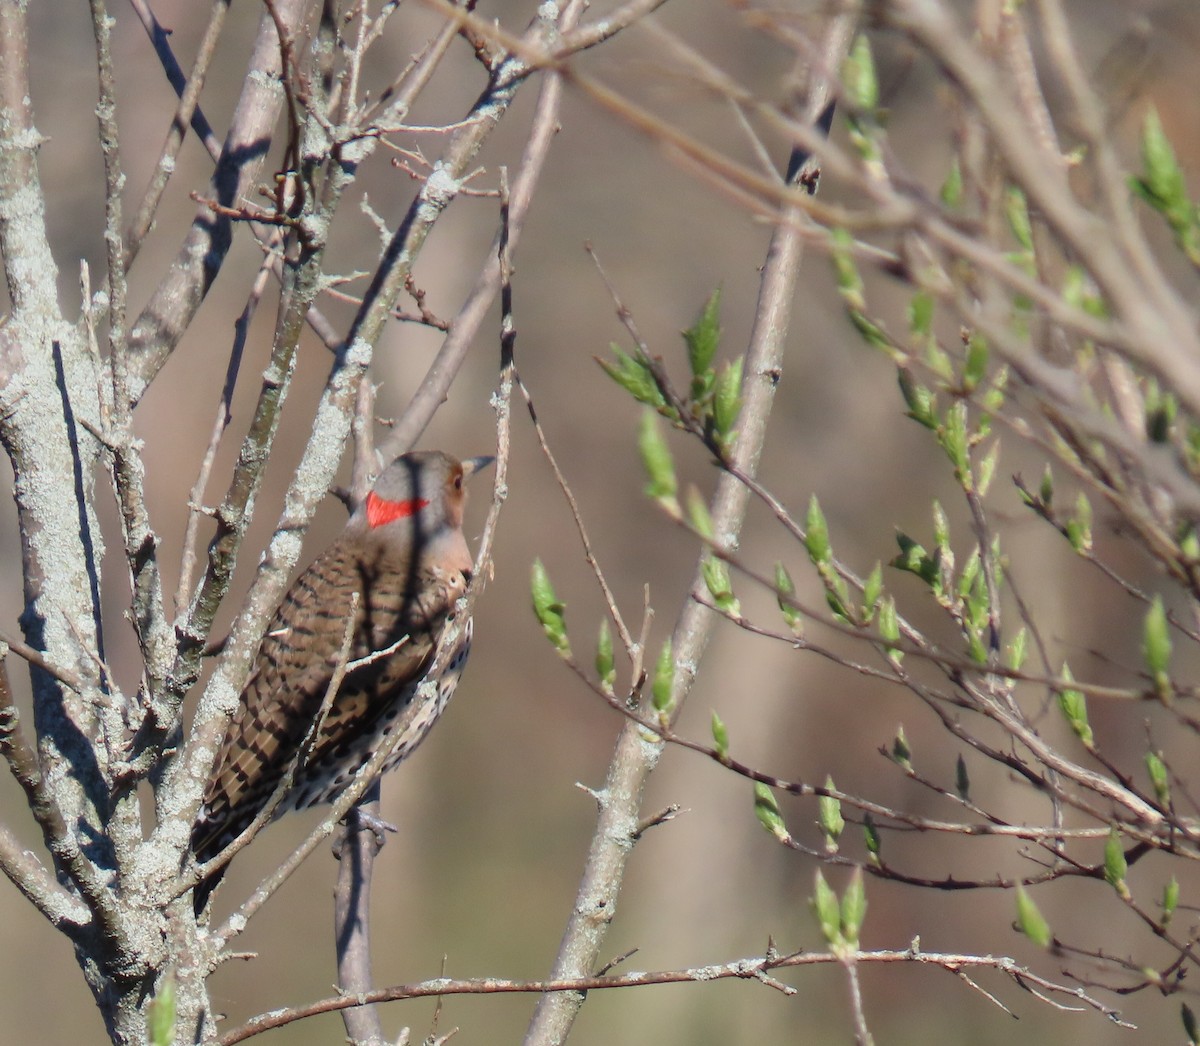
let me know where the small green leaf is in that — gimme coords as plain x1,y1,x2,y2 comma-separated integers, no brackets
1131,108,1200,263
1140,108,1184,204
1132,109,1190,223
892,532,937,588
908,291,934,338
878,597,901,662
805,496,831,566
713,357,743,440
862,562,883,622
818,776,845,853
597,346,666,408
824,577,853,626
1146,749,1170,806
863,812,881,863
148,972,176,1046
831,228,865,309
1104,827,1130,899
1005,187,1034,251
754,782,788,841
984,365,1009,413
686,487,714,539
684,289,721,384
1181,525,1200,562
1163,876,1180,927
932,500,950,552
958,551,980,608
531,559,571,657
898,369,938,429
1184,1002,1199,1046
711,711,729,760
842,34,878,111
774,562,803,635
1066,492,1092,552
651,638,674,714
977,441,999,497
940,157,963,207
639,410,679,514
964,628,988,666
840,867,867,947
848,309,894,353
1005,627,1028,672
595,620,615,694
962,333,988,392
1039,465,1054,507
1015,885,1052,949
939,401,971,484
1062,265,1108,318
1057,665,1093,748
892,726,912,772
810,869,843,947
925,339,954,382
1143,596,1172,697
702,555,740,615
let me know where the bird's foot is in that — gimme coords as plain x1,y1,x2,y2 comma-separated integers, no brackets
352,807,399,845
332,807,399,857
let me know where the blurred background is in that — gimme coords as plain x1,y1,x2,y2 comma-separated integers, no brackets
3,0,1200,1042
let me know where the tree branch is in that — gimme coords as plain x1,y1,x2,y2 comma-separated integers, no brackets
524,10,859,1043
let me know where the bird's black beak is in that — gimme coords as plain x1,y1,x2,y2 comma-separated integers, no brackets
461,456,495,480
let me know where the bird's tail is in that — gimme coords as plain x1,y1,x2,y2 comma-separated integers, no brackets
192,865,226,918
190,815,229,918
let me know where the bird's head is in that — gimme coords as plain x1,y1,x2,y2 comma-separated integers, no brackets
356,450,494,538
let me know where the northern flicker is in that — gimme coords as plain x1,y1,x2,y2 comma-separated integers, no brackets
191,450,492,914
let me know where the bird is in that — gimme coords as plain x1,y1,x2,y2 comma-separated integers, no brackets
190,450,493,915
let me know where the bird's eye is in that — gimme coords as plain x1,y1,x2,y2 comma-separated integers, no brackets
454,473,463,490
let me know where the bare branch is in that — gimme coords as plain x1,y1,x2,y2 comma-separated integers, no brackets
218,945,1131,1044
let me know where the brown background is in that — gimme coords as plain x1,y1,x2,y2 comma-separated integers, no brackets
3,1,1200,1042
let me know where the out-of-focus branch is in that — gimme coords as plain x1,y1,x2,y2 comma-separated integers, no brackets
126,0,306,403
124,0,230,263
882,0,1200,418
523,11,860,1043
219,944,1129,1044
127,0,224,157
376,0,585,460
129,0,346,353
174,237,277,618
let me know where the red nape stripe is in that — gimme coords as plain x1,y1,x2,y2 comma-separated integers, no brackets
366,491,429,528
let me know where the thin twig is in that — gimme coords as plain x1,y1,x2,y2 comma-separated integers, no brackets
217,945,1131,1044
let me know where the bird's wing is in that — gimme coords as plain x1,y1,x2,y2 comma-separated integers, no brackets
192,544,465,859
193,541,368,857
302,560,465,767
